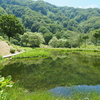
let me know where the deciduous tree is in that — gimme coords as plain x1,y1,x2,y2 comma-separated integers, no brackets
29,32,45,47
49,36,58,48
0,14,24,41
82,34,89,47
93,29,100,46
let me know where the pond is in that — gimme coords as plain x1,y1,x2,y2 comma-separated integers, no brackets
1,52,100,96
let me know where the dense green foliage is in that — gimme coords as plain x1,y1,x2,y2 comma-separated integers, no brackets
1,0,100,47
93,29,100,45
1,1,100,99
0,14,24,41
0,75,13,100
21,32,45,47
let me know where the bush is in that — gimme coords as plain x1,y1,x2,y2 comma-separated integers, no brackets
6,41,10,46
49,36,58,48
11,39,20,45
17,48,22,52
10,48,15,54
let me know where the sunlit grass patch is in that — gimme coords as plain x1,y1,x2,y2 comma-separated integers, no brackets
0,55,2,60
41,47,100,53
12,48,50,59
6,85,65,100
6,85,100,100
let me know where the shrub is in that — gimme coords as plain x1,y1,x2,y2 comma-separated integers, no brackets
6,41,10,46
17,48,22,52
49,36,58,48
11,39,20,45
10,48,15,54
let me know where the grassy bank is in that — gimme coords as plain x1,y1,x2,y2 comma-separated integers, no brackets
8,47,100,60
0,55,6,65
0,55,2,60
12,48,50,59
5,85,100,100
43,47,100,52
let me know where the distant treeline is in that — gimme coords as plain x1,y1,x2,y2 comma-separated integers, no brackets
0,0,100,47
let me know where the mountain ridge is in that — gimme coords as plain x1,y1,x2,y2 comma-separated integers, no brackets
0,0,100,34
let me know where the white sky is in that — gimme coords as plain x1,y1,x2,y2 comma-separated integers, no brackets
41,0,100,8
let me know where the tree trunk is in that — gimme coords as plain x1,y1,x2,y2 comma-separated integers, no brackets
8,36,10,41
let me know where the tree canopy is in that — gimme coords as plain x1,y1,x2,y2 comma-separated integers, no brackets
1,0,100,47
0,14,24,41
1,0,100,34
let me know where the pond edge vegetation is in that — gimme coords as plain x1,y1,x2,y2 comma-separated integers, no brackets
1,47,100,60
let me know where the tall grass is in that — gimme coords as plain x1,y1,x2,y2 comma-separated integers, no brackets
5,85,100,100
12,48,50,59
41,48,100,53
6,85,65,100
12,47,100,60
0,55,2,60
68,91,100,100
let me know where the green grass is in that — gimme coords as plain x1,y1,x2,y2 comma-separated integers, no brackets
0,55,4,64
11,47,100,60
5,85,65,100
0,55,2,60
5,85,100,100
8,92,64,100
66,92,100,100
39,48,100,54
12,48,50,59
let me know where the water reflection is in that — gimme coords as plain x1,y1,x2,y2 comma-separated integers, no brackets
49,85,100,96
0,52,100,92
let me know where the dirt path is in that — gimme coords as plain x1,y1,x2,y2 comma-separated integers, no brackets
3,50,25,58
0,40,25,58
0,40,12,56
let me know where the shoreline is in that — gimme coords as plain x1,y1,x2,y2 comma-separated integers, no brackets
2,50,25,58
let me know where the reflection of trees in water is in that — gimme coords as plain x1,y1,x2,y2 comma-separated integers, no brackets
0,61,24,81
1,53,100,92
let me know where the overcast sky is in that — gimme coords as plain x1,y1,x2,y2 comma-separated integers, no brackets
40,0,100,8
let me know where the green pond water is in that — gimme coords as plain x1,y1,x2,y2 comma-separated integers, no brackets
1,52,100,95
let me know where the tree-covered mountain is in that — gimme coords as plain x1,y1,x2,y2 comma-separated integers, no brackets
1,0,100,47
1,0,100,33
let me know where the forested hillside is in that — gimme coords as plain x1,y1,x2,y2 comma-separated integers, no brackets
0,0,100,47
